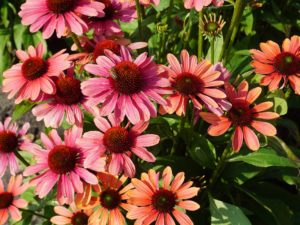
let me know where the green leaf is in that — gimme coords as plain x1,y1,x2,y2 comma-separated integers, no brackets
12,101,36,121
205,35,224,62
209,195,252,225
13,24,27,49
189,134,216,169
273,97,288,115
228,148,298,168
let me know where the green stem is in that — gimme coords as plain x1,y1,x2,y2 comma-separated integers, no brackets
210,37,215,64
20,209,50,219
135,0,144,40
224,0,247,62
171,115,186,155
218,0,246,62
198,10,204,60
71,33,84,52
208,145,232,188
141,5,145,18
14,151,30,166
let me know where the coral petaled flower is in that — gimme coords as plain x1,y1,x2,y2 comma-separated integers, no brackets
0,117,36,177
184,0,224,11
77,172,133,225
77,115,159,178
126,167,200,225
88,0,135,38
200,80,279,152
160,50,226,116
250,36,300,94
82,46,170,124
51,203,97,225
3,43,71,104
32,71,90,128
19,0,105,39
24,126,104,204
0,175,28,225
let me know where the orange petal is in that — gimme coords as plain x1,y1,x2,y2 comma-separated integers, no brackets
232,126,243,152
208,121,232,136
251,121,277,136
243,126,260,151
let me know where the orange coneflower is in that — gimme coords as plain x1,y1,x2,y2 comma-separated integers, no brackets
126,167,200,225
200,80,279,151
250,35,300,94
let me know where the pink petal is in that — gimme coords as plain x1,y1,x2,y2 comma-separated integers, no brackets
131,147,156,162
135,134,160,147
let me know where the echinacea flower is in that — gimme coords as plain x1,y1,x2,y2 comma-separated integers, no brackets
3,43,71,104
19,0,105,39
82,46,170,124
200,80,279,151
0,175,28,225
126,166,200,225
87,0,135,38
250,35,300,94
184,0,224,11
200,13,226,39
0,117,36,177
32,70,90,128
77,115,159,178
160,50,226,116
76,172,133,225
51,203,97,225
24,126,104,204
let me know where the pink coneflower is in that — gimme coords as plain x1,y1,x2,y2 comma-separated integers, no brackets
200,80,279,152
24,126,104,204
32,70,90,128
51,203,97,225
82,46,170,124
126,166,200,225
250,35,300,94
184,0,224,11
160,50,226,116
0,175,28,225
3,43,71,104
19,0,105,39
77,172,133,225
77,115,159,178
0,117,36,177
88,0,136,38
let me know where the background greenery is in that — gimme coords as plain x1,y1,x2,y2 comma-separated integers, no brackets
1,0,300,224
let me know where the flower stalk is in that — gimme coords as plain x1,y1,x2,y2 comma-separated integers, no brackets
210,37,215,64
14,151,30,166
218,0,246,62
208,145,232,188
198,10,204,60
135,0,144,40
